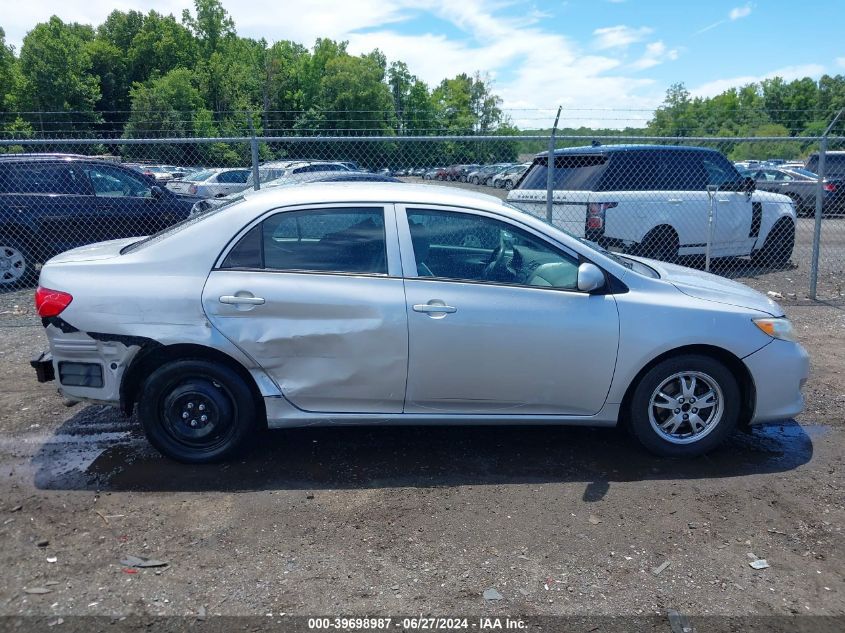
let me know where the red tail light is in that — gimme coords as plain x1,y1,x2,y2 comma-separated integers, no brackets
823,182,837,192
35,287,73,318
586,202,618,231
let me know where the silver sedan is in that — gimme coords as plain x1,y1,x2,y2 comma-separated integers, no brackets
32,183,808,463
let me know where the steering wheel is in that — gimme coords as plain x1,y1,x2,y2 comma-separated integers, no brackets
482,231,508,280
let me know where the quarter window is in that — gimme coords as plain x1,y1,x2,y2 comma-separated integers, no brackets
222,208,387,274
406,209,580,290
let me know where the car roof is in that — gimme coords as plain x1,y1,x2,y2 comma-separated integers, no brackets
240,181,503,208
542,144,718,157
0,153,117,165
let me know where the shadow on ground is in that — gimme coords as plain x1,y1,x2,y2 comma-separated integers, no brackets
30,405,820,494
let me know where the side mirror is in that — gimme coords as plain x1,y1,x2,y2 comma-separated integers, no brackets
150,185,164,199
742,176,756,193
577,262,605,292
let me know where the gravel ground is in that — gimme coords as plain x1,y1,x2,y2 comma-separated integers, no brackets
0,188,843,628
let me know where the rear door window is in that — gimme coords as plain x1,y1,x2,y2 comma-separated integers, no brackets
217,170,250,184
222,208,388,275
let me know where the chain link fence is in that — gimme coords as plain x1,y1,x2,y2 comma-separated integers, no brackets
0,129,843,326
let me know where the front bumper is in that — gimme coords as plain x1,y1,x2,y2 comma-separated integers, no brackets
743,339,810,423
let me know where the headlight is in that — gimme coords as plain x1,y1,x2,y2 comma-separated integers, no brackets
753,317,796,342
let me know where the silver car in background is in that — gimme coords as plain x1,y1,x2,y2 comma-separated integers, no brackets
32,183,808,463
166,167,252,198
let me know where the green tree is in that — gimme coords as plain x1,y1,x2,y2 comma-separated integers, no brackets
0,27,19,113
18,17,101,132
127,12,199,86
182,0,235,59
648,83,697,137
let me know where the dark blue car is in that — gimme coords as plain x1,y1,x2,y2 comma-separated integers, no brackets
0,154,195,286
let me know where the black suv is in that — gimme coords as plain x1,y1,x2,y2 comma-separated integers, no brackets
0,154,194,286
805,151,845,178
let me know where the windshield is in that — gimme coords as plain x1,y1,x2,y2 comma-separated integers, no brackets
502,201,658,278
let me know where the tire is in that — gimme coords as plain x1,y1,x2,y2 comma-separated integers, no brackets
0,237,37,288
627,354,740,458
504,179,514,190
470,176,479,185
138,359,259,464
640,226,679,263
752,218,794,268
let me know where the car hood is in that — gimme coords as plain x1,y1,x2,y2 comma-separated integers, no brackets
46,237,142,264
626,256,783,316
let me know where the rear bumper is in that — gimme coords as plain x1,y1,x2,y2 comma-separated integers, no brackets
30,351,55,383
744,339,810,423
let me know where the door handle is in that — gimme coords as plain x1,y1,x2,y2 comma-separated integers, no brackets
413,303,457,314
219,295,265,305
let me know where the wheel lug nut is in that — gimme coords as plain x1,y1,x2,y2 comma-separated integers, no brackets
692,408,698,413
674,409,680,414
190,419,197,427
683,414,689,420
200,415,208,422
198,404,206,411
690,398,696,403
182,412,189,419
187,402,194,409
678,398,684,403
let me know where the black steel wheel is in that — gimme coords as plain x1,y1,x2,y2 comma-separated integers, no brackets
138,359,258,463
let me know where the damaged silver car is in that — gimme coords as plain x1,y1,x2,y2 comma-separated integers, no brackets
32,183,808,463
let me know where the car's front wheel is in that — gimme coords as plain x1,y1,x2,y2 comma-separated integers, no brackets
627,354,740,457
138,359,259,463
752,218,794,267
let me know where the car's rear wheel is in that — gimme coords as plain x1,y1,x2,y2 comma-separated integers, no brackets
470,176,479,185
753,218,794,268
627,354,740,457
0,237,36,288
138,359,258,463
640,225,679,263
504,179,514,190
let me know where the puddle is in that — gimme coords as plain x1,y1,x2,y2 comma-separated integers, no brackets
21,412,823,492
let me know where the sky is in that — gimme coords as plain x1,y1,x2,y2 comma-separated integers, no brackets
2,0,843,129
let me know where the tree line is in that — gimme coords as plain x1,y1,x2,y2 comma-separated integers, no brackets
1,0,844,164
0,0,519,165
517,79,845,160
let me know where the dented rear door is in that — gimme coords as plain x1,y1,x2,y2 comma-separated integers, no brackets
202,204,408,414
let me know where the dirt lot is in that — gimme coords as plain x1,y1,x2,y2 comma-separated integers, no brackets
0,195,843,629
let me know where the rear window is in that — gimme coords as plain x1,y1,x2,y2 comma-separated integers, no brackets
185,169,216,181
519,154,608,191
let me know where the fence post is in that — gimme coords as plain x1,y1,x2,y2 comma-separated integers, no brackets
248,113,261,191
809,108,843,299
546,106,562,225
705,185,717,272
